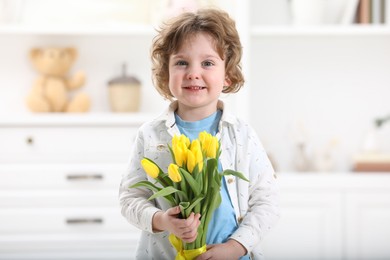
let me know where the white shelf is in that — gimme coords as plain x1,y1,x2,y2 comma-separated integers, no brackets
0,113,155,126
251,24,390,36
0,24,156,36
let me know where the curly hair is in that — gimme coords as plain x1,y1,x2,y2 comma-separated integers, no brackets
151,8,245,100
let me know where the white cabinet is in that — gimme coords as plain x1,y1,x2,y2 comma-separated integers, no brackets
262,173,390,260
262,191,343,260
346,191,390,260
0,115,150,259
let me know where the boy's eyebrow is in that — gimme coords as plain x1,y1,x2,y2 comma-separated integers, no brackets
170,53,222,60
170,54,185,59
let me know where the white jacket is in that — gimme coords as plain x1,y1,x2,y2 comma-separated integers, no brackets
119,101,280,259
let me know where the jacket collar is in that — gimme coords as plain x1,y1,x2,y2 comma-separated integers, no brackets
155,100,238,133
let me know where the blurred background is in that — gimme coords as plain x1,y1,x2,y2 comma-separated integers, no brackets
0,0,389,259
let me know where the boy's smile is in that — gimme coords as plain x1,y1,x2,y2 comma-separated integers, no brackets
168,32,231,121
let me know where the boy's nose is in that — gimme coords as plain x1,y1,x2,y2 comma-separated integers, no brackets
187,73,200,80
187,67,200,80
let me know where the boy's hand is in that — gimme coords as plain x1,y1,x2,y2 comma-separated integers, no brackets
152,206,201,243
195,239,247,260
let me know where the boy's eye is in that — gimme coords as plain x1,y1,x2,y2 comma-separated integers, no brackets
175,60,188,66
202,61,214,67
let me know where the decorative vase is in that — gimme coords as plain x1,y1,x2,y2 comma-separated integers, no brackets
108,64,141,112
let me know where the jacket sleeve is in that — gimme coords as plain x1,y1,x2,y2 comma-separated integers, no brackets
119,126,161,233
229,125,281,253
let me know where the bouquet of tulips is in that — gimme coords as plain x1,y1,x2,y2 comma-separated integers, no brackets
130,131,248,260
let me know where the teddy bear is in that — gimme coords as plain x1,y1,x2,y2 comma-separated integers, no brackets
26,47,90,113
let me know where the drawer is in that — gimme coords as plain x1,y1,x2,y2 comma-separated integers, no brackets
0,126,138,163
0,207,139,234
0,164,126,190
0,190,119,208
0,234,138,259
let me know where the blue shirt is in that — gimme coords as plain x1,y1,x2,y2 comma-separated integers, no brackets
175,111,250,259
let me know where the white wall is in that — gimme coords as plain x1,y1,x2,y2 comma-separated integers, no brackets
250,35,390,172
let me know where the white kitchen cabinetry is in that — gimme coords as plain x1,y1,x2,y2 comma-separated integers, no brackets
262,173,390,260
262,190,343,259
0,115,151,259
346,190,390,260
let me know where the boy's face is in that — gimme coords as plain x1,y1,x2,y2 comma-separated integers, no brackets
168,32,231,119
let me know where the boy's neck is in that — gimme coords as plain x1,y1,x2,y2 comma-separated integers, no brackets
176,104,218,122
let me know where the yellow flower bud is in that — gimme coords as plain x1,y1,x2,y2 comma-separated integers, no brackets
200,134,211,155
168,163,181,182
180,134,190,148
195,149,203,172
173,141,189,167
190,139,203,172
172,135,180,148
173,145,184,167
206,136,218,158
140,158,160,179
199,131,208,145
187,150,196,173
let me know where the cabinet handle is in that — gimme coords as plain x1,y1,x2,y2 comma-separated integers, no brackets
66,218,103,225
66,174,104,181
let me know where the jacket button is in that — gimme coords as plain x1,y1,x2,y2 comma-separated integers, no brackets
237,216,243,223
157,144,165,151
227,178,234,184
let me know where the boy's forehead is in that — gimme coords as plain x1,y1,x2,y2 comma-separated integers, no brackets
172,32,219,53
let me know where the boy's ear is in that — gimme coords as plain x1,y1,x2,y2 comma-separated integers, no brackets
224,76,232,87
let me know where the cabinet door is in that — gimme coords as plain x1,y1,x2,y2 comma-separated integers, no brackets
346,191,390,260
261,190,343,260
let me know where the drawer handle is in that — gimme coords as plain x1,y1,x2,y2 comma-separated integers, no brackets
66,174,104,181
66,218,103,225
26,136,34,145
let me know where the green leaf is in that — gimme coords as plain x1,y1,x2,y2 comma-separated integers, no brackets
179,201,190,210
179,168,201,196
159,172,173,187
180,175,188,196
148,186,186,202
167,145,176,164
196,226,204,248
201,187,221,245
206,158,218,172
222,169,249,182
179,201,190,218
129,181,161,192
206,158,218,190
185,194,205,216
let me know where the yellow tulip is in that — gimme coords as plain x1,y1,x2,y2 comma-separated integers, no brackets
173,145,183,167
199,131,219,159
172,135,191,167
190,140,203,172
194,149,203,171
141,158,159,179
187,150,196,173
180,134,190,148
207,136,218,158
173,134,190,148
172,135,180,148
173,142,188,167
168,163,181,182
199,132,211,155
199,131,208,145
